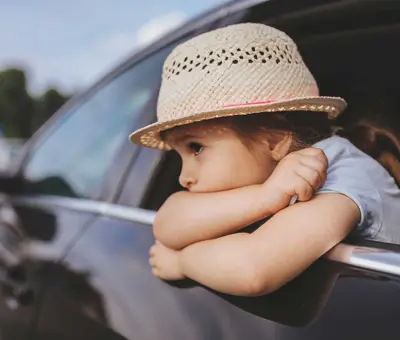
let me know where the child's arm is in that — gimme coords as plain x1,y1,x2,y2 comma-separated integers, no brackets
150,193,359,295
154,186,271,249
154,148,328,249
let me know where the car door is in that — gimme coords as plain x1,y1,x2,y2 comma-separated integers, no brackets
0,41,170,340
23,1,400,339
42,131,400,340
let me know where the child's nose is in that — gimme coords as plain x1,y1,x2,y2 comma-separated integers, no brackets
179,172,197,190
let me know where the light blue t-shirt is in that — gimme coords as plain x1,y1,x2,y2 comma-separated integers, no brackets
313,136,400,244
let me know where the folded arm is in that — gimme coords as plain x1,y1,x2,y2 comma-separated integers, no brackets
154,185,273,249
154,147,329,250
179,193,360,296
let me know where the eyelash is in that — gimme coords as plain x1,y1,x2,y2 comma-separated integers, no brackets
188,142,204,155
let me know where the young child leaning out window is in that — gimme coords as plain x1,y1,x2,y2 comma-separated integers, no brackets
129,23,400,296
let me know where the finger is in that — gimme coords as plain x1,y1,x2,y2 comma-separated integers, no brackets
149,257,156,266
294,147,327,161
297,152,327,173
152,267,160,277
283,151,327,177
293,175,314,202
297,147,324,157
300,154,327,171
149,246,156,256
295,164,324,191
298,148,328,167
298,158,327,187
320,167,327,186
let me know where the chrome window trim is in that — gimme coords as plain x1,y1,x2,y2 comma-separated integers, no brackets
11,195,400,278
325,243,400,277
11,195,156,225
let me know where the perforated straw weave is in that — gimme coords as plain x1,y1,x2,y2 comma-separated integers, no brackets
130,23,347,150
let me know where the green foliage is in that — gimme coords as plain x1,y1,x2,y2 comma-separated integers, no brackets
0,68,69,139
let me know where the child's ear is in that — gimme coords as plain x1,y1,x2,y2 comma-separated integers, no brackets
271,133,293,161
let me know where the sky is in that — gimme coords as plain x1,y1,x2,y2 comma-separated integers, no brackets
0,0,227,95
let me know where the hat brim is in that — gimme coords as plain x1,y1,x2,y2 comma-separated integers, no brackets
129,96,346,150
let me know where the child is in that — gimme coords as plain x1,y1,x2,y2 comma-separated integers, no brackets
130,23,400,296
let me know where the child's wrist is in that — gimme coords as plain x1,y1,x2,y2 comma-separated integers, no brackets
179,245,192,277
256,183,277,217
259,181,289,215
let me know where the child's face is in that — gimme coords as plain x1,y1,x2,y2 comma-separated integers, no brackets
166,121,277,193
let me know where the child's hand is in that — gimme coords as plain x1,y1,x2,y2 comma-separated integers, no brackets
149,241,185,280
263,147,328,213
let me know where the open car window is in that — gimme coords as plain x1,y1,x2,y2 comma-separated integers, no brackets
138,0,400,246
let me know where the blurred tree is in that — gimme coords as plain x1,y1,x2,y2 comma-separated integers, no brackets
0,68,35,138
32,88,69,134
0,68,69,139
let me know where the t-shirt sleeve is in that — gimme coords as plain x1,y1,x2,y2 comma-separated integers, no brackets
314,137,383,239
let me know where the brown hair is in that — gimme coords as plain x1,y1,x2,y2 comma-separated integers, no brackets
218,111,400,186
336,121,400,186
220,111,329,150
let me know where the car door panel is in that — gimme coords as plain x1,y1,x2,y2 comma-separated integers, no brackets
36,213,400,340
0,196,97,340
37,216,276,340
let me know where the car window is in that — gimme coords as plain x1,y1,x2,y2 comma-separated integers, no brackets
22,49,171,198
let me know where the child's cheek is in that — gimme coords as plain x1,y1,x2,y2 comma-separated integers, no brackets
201,161,227,191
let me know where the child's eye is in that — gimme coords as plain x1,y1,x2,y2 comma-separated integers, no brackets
188,142,204,155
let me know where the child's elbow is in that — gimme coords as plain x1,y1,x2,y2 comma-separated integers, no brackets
153,215,179,249
153,215,190,250
241,265,281,297
152,193,186,246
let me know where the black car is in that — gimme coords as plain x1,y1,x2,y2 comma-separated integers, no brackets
1,0,400,339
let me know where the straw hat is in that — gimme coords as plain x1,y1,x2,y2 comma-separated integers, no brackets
130,23,347,150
